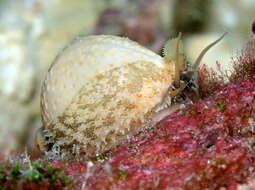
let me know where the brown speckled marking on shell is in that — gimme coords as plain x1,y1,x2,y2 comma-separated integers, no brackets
40,35,175,157
44,61,173,156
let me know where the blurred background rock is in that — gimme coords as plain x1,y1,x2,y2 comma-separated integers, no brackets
0,0,254,155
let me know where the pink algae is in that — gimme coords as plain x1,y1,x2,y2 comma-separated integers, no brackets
65,77,255,190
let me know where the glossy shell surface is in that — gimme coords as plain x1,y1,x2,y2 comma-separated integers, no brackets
40,35,175,157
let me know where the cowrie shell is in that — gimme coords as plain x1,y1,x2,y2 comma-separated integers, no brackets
40,35,175,157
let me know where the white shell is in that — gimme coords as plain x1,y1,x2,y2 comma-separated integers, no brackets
40,35,175,157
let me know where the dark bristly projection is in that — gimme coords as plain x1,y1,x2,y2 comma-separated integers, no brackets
252,20,255,34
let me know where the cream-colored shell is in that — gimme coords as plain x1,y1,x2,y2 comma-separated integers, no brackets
40,35,175,157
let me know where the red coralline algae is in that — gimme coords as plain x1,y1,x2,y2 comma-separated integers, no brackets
63,76,255,190
198,41,255,97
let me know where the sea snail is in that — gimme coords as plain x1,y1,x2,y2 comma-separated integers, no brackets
37,32,226,158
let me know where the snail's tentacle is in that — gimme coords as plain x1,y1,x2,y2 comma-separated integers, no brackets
163,33,184,67
174,32,182,88
190,32,227,90
192,32,228,71
163,32,184,97
171,32,227,101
